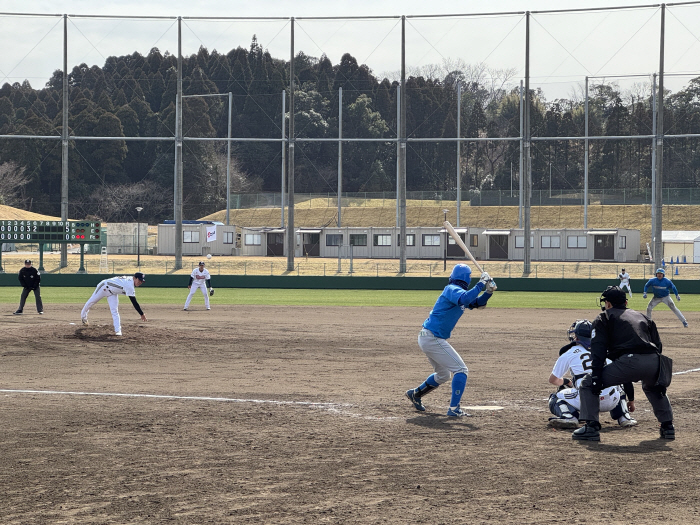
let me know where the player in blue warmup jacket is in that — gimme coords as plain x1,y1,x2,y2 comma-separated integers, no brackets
406,264,496,417
643,268,688,328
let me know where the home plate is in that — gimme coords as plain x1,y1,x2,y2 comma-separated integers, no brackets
464,405,504,410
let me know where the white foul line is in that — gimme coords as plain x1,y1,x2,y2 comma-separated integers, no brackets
673,367,700,376
0,389,351,409
0,388,403,420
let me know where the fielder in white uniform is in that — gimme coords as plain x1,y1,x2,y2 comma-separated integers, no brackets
548,319,636,429
80,272,147,336
618,268,632,297
184,261,212,310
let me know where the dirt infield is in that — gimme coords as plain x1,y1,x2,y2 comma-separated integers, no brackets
1,304,699,524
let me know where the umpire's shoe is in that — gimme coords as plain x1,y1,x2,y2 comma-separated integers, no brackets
405,389,425,412
659,422,675,440
572,421,601,441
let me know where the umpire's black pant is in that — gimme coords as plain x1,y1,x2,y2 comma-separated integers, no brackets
19,286,43,313
579,353,673,424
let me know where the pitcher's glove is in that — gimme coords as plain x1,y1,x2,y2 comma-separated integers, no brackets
209,288,215,297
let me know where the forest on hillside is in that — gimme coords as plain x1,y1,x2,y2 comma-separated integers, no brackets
1,36,700,223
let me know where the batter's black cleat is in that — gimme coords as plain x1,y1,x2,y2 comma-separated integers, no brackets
405,389,425,412
659,422,675,440
572,421,601,441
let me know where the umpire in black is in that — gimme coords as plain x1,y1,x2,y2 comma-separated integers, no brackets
573,286,674,441
14,259,43,315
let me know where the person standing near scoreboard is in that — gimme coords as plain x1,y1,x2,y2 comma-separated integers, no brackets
184,261,212,311
14,259,43,315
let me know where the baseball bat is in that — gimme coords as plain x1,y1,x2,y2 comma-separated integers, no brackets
443,220,484,274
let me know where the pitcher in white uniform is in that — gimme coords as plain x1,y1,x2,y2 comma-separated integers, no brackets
80,272,147,336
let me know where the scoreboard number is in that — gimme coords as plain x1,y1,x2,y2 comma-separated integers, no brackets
0,220,102,244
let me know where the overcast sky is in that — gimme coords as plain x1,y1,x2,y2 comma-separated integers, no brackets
1,0,699,100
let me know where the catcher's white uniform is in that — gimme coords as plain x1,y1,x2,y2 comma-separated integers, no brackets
184,265,211,310
551,344,621,413
618,271,632,297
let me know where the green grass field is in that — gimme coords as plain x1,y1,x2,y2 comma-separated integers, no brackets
2,287,699,310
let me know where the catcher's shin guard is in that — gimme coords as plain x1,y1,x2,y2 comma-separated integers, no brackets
548,393,579,420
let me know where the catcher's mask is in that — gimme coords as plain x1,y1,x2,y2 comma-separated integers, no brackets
599,285,626,311
568,319,592,349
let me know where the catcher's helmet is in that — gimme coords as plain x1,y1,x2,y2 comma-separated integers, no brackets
568,319,593,349
449,263,472,283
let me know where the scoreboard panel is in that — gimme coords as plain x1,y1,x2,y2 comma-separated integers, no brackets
0,220,103,243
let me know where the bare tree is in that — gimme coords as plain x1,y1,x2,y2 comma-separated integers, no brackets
72,180,171,223
0,161,30,207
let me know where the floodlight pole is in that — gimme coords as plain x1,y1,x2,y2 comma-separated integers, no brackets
61,14,69,269
136,207,143,268
584,76,589,228
398,16,407,274
653,5,665,265
443,209,449,271
338,87,343,227
456,82,462,227
174,17,183,270
286,17,296,271
522,11,532,276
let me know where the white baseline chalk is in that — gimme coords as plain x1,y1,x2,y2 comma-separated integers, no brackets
673,367,700,376
0,388,351,409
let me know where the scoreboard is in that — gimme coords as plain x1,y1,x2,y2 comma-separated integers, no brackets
0,220,103,244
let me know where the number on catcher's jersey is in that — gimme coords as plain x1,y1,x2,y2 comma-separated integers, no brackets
579,353,593,371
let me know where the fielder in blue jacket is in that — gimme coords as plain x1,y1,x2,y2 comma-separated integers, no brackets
406,264,496,417
643,267,688,328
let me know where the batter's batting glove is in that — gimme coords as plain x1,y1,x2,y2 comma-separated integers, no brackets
676,295,680,301
209,288,215,296
479,271,491,284
485,279,497,293
643,293,647,299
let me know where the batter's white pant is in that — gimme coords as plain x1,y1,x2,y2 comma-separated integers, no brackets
81,284,122,333
619,282,632,297
646,295,686,324
185,284,210,309
417,329,468,384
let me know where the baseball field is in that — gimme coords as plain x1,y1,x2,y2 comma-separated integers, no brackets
1,289,699,524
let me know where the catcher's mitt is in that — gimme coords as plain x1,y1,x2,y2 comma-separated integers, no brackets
209,288,215,296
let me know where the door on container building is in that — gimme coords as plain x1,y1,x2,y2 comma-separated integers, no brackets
446,231,466,257
489,235,508,260
303,233,320,256
266,232,285,256
594,235,615,260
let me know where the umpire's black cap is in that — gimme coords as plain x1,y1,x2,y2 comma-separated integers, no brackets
601,285,626,305
134,272,146,282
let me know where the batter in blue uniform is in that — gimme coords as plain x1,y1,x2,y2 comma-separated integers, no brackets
406,264,496,417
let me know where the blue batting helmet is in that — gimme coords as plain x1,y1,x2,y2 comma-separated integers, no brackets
655,268,665,275
449,264,472,283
